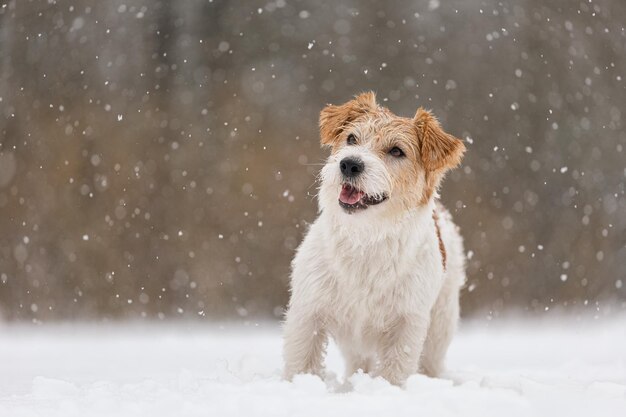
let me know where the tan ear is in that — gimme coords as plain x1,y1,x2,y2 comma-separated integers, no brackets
414,108,465,171
319,92,377,147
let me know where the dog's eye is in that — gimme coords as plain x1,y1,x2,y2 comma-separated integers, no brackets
389,147,405,157
347,134,357,145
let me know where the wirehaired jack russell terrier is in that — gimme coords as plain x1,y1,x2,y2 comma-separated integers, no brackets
283,92,466,386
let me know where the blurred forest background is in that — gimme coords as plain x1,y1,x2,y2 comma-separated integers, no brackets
0,0,625,322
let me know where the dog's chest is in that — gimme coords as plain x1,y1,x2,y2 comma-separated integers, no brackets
326,231,436,332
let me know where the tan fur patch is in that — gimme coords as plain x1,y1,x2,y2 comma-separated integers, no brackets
414,108,466,204
414,108,465,171
319,92,379,147
432,209,447,271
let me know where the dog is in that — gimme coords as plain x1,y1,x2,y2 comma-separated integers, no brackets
282,92,466,386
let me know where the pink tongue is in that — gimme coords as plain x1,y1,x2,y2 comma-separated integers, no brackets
339,184,364,205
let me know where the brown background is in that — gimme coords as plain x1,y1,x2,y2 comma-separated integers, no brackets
0,0,625,321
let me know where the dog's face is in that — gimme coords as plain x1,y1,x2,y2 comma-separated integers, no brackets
318,92,465,218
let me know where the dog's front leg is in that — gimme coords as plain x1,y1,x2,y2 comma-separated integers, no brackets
282,306,328,380
377,314,429,386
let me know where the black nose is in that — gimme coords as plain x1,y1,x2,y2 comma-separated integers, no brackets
340,158,364,178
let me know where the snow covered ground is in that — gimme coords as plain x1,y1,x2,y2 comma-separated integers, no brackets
1,317,625,417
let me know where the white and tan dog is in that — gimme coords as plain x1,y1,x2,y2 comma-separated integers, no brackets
283,92,466,386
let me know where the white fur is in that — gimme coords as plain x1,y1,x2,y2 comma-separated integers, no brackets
283,142,466,386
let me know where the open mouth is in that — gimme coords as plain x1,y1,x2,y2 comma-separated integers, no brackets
338,184,388,212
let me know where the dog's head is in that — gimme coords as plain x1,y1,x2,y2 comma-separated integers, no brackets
318,92,465,218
